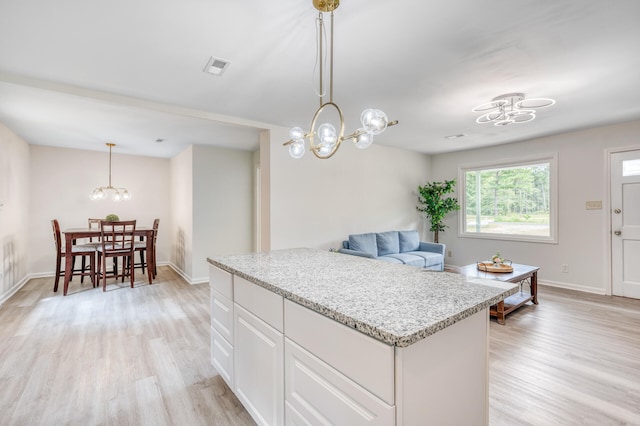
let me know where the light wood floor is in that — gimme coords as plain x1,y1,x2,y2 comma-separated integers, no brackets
1,269,639,425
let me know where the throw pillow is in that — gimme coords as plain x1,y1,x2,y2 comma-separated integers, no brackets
348,233,378,257
376,231,400,256
399,230,420,252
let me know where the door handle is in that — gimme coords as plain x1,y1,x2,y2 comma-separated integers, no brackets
614,208,621,214
614,230,622,236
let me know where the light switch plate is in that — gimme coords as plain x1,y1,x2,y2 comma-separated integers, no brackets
586,200,602,210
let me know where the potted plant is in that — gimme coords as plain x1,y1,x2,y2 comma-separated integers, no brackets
417,179,460,243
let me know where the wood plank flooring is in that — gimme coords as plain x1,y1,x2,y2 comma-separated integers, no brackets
1,269,639,425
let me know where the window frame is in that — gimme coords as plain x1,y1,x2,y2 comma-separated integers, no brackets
457,153,558,244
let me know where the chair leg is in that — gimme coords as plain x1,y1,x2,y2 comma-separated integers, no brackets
90,252,96,288
70,256,77,281
54,254,62,292
80,255,86,283
140,250,146,274
102,255,108,292
129,255,135,288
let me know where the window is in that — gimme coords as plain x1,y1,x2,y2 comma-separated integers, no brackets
622,159,640,176
459,154,557,243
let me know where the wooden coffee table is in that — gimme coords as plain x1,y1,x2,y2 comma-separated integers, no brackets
457,263,539,324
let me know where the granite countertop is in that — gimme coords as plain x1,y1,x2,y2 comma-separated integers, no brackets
208,248,518,348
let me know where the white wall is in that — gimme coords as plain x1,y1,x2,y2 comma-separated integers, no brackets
0,124,30,303
170,146,193,278
269,125,432,250
28,145,171,276
192,145,254,282
430,119,640,294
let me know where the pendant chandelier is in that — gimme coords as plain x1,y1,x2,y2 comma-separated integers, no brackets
472,93,555,126
283,0,398,159
90,143,131,201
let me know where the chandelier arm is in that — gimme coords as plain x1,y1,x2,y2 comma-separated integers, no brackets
318,12,324,107
329,10,334,104
343,120,399,141
108,143,113,188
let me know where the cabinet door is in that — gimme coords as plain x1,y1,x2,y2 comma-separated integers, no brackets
285,338,395,426
234,304,284,426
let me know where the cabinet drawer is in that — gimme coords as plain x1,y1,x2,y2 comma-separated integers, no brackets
234,276,283,332
211,289,233,344
284,300,395,405
211,326,234,390
285,339,394,425
209,265,233,300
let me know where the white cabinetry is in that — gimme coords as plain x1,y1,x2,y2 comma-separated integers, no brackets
233,276,284,426
209,264,489,426
209,265,234,389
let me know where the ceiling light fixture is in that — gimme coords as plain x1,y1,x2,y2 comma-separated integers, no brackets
90,143,131,201
472,93,555,126
283,0,398,159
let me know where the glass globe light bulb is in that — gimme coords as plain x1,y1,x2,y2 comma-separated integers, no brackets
113,191,122,202
361,109,389,135
317,143,332,157
317,123,337,143
121,190,131,200
354,129,374,149
289,127,305,141
289,140,305,159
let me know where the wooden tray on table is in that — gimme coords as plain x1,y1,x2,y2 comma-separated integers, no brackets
476,261,513,273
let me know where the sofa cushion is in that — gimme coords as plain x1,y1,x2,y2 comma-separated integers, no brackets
398,230,420,252
376,231,400,256
348,233,378,257
377,256,403,264
383,253,425,268
405,251,443,267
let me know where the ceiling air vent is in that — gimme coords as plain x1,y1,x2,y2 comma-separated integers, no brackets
203,56,230,76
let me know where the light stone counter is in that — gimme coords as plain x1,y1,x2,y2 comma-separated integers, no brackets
208,247,518,348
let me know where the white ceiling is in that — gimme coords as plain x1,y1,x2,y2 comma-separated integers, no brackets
1,0,639,158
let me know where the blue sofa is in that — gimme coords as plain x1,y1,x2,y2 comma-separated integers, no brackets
339,230,445,271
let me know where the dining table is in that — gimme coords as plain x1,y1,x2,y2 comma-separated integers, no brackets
62,227,156,294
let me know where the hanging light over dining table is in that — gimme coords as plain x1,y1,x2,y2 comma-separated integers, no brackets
90,142,131,201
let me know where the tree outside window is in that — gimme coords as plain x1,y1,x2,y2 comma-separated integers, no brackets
459,155,557,243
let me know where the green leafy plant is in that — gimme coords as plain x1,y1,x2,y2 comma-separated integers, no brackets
105,214,120,221
417,179,460,243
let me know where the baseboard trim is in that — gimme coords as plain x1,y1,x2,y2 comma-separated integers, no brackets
538,280,606,295
0,275,31,307
167,263,207,285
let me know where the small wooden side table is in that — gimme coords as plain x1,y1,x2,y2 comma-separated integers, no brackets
457,263,539,324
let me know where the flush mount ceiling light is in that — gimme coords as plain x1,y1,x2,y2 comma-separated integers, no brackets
90,143,131,201
472,93,555,126
203,56,231,76
283,0,398,159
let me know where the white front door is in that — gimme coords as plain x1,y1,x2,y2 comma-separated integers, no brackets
611,149,640,298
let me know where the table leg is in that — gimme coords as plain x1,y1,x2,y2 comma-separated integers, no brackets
495,300,505,325
531,271,538,304
63,233,74,296
146,231,154,284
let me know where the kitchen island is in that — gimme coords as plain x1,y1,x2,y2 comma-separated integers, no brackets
208,248,518,425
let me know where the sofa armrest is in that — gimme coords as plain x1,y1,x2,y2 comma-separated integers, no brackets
418,242,446,256
339,248,376,259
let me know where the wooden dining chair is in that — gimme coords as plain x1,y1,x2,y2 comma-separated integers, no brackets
51,219,97,295
128,218,160,279
80,218,103,283
96,220,136,291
